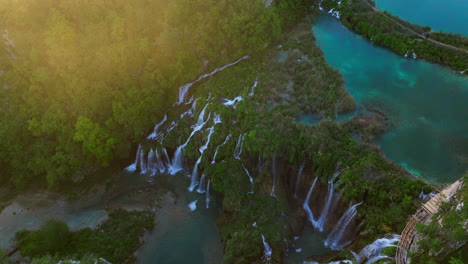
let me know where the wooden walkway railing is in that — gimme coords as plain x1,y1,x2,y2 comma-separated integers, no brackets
395,180,463,264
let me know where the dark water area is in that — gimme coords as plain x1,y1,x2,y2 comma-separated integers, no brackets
135,174,223,264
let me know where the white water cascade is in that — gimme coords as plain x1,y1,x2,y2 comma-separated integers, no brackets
233,133,245,160
325,201,363,250
248,76,258,97
176,56,249,104
189,125,215,191
206,180,211,209
147,114,167,140
125,144,142,172
169,104,210,175
317,171,340,232
147,149,156,176
270,158,277,197
242,163,254,194
261,234,273,262
212,134,231,164
350,234,400,264
303,177,320,228
222,96,243,108
293,159,305,199
139,147,147,174
196,174,207,193
180,98,200,119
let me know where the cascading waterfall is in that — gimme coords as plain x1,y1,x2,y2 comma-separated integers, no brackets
293,159,305,199
222,96,243,108
248,76,258,97
206,180,211,209
317,171,340,232
125,144,142,172
189,125,215,191
176,55,249,104
147,149,156,176
325,201,363,250
147,114,167,139
261,234,273,262
155,149,165,173
233,133,245,160
139,147,147,174
165,121,178,135
303,177,319,228
169,104,210,175
213,113,222,124
352,234,400,264
212,134,231,164
196,174,206,193
242,163,254,194
180,98,199,119
270,157,277,197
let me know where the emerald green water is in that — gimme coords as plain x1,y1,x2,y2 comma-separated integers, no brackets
313,15,468,184
374,0,468,35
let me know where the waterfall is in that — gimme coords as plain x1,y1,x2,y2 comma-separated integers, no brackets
125,144,142,172
212,134,231,164
147,114,167,140
317,171,340,232
197,174,206,193
325,201,363,250
355,234,400,264
270,157,277,197
147,149,156,176
169,105,210,175
261,235,273,262
155,149,167,173
248,76,258,97
213,113,222,124
180,98,199,119
222,96,243,108
139,147,147,174
189,126,215,191
166,121,178,135
176,56,249,104
242,163,254,194
303,177,319,228
197,103,209,126
206,180,211,209
233,133,245,160
293,159,305,199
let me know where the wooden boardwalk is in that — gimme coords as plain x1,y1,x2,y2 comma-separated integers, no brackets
395,180,463,264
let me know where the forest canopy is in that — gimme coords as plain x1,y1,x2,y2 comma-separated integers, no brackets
0,0,310,189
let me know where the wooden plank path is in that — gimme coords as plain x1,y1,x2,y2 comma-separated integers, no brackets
395,180,463,264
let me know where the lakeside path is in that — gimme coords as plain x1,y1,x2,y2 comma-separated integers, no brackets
364,0,468,54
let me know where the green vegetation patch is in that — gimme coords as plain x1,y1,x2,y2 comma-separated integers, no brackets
15,209,154,264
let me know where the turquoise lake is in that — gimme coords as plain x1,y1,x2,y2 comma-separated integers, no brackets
374,0,468,35
312,14,468,184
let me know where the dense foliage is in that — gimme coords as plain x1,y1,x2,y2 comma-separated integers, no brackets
0,0,313,189
411,174,468,264
321,0,468,72
15,209,154,263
